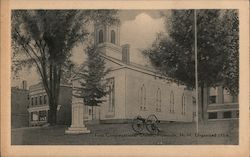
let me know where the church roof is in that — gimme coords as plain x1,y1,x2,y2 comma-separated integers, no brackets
70,52,186,87
100,54,182,84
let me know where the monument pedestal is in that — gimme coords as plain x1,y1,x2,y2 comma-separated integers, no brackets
65,94,90,134
65,125,90,134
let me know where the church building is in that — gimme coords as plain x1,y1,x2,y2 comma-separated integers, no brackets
66,22,195,133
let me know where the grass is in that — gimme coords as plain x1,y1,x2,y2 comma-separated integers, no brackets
11,120,238,145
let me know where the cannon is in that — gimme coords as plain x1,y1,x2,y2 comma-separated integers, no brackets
131,114,160,134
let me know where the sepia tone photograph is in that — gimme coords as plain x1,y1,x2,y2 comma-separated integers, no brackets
11,9,239,145
1,0,249,157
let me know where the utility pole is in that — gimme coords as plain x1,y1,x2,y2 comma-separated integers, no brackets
194,9,199,133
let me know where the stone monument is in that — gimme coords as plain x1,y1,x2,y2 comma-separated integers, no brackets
65,81,90,134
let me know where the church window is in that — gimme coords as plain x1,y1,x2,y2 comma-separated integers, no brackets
107,78,115,112
111,30,115,44
170,91,175,113
143,85,146,109
182,93,186,115
138,88,142,110
139,84,146,110
99,30,104,43
156,88,161,112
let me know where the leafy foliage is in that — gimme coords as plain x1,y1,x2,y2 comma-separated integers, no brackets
220,10,239,95
11,10,119,124
144,10,239,95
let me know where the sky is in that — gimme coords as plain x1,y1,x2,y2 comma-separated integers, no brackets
120,10,167,64
12,10,168,88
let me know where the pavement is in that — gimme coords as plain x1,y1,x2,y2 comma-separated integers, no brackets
11,120,238,145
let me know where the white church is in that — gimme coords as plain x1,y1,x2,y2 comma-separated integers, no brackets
66,22,195,134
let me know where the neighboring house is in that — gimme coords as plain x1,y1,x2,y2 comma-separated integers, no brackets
201,86,239,121
28,83,72,126
71,22,195,123
11,81,29,128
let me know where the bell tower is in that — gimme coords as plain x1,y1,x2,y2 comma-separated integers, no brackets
94,22,123,60
94,22,120,46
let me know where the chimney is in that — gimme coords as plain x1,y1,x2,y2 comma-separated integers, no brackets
22,80,27,90
122,44,130,64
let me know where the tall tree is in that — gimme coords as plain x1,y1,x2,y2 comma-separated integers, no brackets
75,47,110,120
144,10,239,119
220,10,239,95
12,10,119,125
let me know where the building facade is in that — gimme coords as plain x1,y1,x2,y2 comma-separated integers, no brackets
28,83,72,126
201,86,239,121
71,22,195,124
11,81,29,128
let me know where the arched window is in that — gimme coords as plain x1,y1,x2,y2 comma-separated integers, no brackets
170,91,174,113
99,30,104,43
182,93,186,115
139,84,146,110
156,88,161,112
111,30,116,44
107,78,115,112
142,85,146,109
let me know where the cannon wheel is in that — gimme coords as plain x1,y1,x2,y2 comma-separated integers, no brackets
132,116,145,133
145,114,160,134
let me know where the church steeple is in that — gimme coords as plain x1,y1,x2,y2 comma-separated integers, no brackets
93,22,124,61
94,22,130,64
94,22,120,46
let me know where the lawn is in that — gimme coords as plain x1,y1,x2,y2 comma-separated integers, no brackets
11,120,238,145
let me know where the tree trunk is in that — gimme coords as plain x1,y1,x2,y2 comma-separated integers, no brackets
47,63,61,126
48,105,57,126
